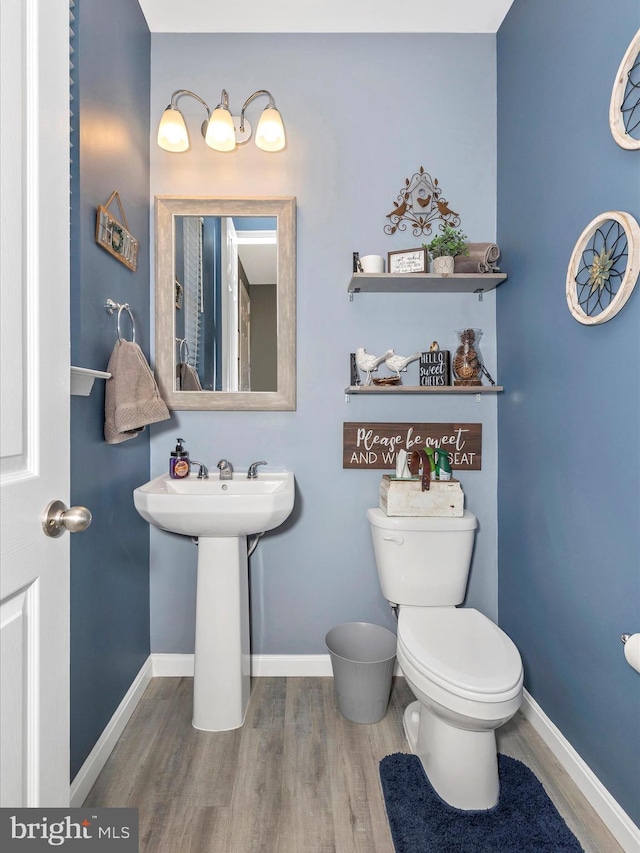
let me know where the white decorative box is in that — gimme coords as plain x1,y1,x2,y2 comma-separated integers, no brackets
379,475,464,517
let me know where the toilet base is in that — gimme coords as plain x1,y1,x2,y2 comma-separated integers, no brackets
403,700,500,810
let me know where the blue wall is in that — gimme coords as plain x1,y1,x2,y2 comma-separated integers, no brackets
70,0,151,778
148,33,500,654
497,0,640,824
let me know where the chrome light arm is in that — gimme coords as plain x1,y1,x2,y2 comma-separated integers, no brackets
168,89,211,119
239,89,277,133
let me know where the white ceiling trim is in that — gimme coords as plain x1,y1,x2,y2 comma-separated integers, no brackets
138,0,516,34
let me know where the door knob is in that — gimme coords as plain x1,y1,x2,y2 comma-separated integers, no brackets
42,500,92,538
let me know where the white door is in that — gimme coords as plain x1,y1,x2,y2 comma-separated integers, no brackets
0,0,72,806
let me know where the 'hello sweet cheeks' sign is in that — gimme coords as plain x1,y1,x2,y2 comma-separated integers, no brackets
343,422,482,470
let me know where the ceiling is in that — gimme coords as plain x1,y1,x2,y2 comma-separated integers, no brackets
138,0,516,34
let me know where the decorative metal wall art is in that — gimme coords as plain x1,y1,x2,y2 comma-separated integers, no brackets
95,191,139,271
610,29,640,150
384,166,461,237
566,211,640,324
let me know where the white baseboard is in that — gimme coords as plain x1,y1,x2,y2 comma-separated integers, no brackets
70,657,153,807
150,652,333,677
521,690,640,853
251,654,333,676
149,652,399,677
151,652,194,677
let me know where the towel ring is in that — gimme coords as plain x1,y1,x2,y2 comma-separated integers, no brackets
117,303,136,342
105,299,136,342
181,340,189,363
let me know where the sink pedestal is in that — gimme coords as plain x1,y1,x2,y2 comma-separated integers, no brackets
133,470,295,731
192,536,250,731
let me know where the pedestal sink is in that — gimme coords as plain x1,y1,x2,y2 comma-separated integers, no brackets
134,471,294,731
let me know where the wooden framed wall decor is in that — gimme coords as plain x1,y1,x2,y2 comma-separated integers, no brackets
610,29,640,150
566,210,640,324
96,191,139,271
388,247,428,274
343,422,482,470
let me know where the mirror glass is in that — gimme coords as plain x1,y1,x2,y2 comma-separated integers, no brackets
155,197,296,411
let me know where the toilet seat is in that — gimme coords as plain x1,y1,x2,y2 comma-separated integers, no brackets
397,607,523,703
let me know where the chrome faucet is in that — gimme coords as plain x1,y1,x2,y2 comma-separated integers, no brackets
217,459,234,480
190,460,209,479
247,460,267,479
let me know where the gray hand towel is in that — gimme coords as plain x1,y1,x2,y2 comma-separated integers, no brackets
176,361,203,391
104,340,170,444
453,243,501,273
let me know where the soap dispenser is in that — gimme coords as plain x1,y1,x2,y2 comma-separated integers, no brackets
170,438,190,479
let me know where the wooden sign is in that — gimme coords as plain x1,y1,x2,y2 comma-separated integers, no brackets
343,422,482,470
95,191,139,271
420,350,450,386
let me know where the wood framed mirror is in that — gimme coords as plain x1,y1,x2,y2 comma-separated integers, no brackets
155,196,296,410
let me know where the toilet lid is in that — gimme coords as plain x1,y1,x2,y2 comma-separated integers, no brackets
398,607,523,699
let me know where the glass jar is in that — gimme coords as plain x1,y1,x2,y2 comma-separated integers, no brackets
453,328,483,386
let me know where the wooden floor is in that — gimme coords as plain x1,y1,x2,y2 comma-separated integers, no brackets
85,677,622,852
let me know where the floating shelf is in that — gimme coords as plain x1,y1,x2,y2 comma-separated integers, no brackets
348,272,507,295
71,366,111,396
344,384,503,395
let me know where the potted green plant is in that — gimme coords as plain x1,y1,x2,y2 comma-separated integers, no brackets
424,226,469,274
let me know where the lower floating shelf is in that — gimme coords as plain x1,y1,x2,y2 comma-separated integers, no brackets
344,385,503,395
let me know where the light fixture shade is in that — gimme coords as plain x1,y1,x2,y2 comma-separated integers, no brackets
205,106,237,152
157,106,189,152
255,107,286,152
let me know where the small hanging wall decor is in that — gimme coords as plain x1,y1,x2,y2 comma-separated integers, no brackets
95,191,139,271
609,29,640,150
384,166,461,238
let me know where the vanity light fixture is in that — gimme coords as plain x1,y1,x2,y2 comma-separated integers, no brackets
157,88,286,153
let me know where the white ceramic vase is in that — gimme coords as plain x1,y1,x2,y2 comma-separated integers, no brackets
432,256,455,274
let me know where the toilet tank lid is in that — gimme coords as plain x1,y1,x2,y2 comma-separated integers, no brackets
367,507,477,531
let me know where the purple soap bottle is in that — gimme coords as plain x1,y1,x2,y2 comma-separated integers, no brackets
170,437,190,479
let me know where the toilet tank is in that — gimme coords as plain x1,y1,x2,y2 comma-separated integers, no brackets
366,508,477,606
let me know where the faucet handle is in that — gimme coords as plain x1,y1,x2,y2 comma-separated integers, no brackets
190,460,209,479
247,460,267,479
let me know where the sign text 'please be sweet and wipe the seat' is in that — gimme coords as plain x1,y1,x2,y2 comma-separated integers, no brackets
343,422,482,470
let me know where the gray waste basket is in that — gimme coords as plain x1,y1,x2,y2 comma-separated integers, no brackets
325,622,397,724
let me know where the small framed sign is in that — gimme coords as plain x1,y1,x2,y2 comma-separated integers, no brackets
95,191,139,272
420,350,450,386
388,247,428,274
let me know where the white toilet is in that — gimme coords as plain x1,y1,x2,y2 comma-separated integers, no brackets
367,507,523,810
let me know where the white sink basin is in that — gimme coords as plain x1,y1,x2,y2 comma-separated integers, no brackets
134,471,295,537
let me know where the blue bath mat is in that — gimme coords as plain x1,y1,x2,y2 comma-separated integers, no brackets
379,753,584,852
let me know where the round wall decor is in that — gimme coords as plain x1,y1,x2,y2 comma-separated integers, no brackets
566,211,640,324
610,29,640,149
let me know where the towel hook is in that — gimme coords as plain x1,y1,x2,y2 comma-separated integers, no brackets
105,298,136,343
